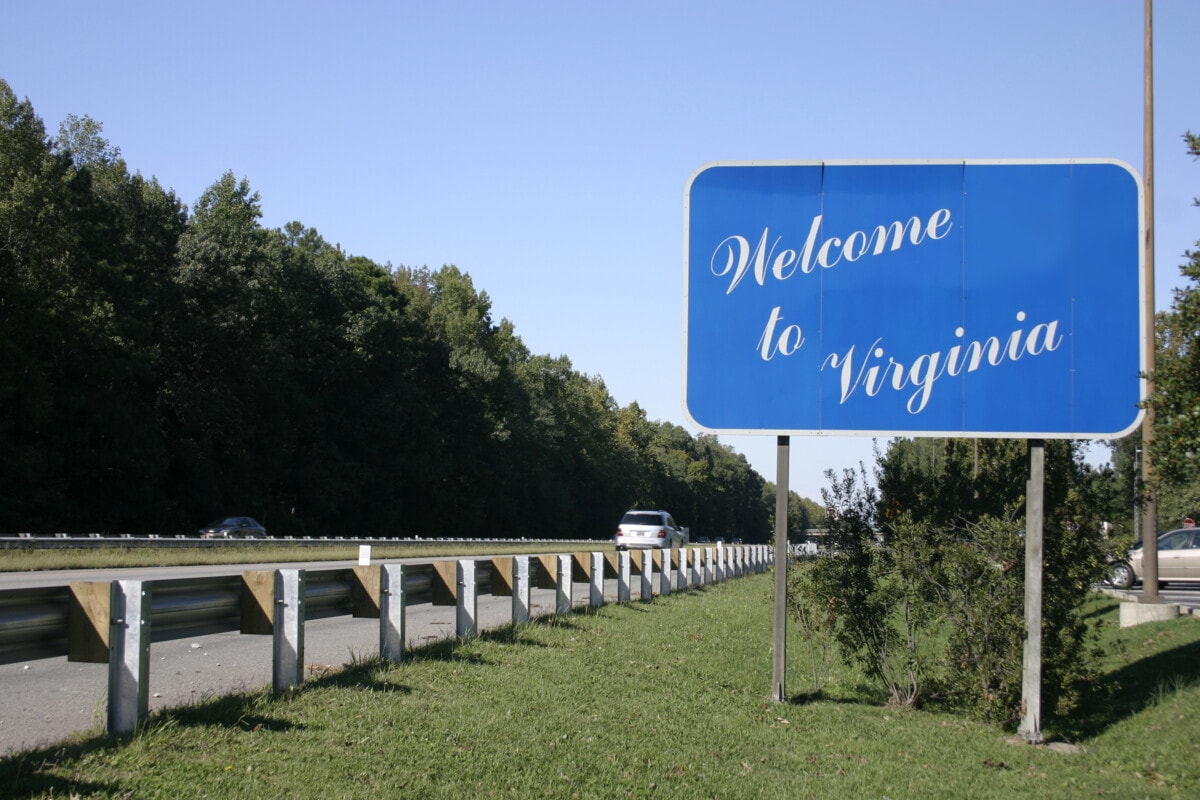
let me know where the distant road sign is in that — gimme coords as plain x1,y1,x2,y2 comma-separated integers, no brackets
683,160,1144,438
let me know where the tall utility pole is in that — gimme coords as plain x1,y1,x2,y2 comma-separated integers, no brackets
1141,0,1161,602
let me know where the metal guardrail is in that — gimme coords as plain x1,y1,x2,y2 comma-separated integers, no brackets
0,562,495,664
0,544,773,736
0,534,596,550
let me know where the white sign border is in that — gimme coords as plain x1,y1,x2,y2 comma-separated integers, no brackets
681,158,1147,440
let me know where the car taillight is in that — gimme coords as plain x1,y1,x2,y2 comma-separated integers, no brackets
657,528,666,538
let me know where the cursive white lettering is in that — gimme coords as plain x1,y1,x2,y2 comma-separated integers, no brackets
713,208,954,294
819,312,1063,414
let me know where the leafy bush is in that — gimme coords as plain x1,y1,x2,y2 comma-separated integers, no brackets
789,444,1110,726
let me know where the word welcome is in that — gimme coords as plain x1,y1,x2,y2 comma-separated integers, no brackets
710,208,953,295
819,311,1063,414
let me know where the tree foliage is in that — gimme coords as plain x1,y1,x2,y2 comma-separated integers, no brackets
1145,130,1200,521
0,80,792,540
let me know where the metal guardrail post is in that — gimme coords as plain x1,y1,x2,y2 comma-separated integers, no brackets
107,580,150,734
617,550,631,603
273,569,305,692
589,551,605,607
380,564,406,662
512,556,531,624
640,551,653,601
456,559,477,637
556,554,572,615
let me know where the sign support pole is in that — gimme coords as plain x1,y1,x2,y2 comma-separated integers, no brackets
1140,0,1161,604
772,435,789,703
1019,439,1045,744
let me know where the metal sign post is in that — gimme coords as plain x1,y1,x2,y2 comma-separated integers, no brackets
1019,441,1045,743
773,435,790,703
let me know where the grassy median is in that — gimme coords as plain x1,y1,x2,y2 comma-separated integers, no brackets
2,574,1199,799
0,542,611,572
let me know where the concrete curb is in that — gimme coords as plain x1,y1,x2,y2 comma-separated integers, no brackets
1097,587,1200,620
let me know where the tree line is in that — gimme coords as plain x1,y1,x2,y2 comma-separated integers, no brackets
1,80,802,540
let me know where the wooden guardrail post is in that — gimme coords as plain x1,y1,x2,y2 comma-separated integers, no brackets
555,554,572,615
589,551,605,607
536,554,558,590
273,569,305,692
491,557,515,597
512,556,531,624
380,564,406,662
456,559,477,637
602,550,618,579
640,550,653,601
68,581,111,663
704,547,714,585
571,552,591,583
241,570,275,635
617,550,631,603
353,565,382,618
677,548,689,591
431,561,457,606
107,580,151,734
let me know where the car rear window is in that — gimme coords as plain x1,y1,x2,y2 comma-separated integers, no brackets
621,512,662,526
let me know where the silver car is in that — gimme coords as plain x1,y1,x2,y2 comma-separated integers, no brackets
614,510,686,550
1110,528,1200,589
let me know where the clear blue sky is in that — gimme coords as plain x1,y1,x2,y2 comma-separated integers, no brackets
3,1,1197,501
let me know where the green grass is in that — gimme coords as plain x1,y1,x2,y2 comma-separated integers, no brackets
0,542,611,572
2,575,1199,799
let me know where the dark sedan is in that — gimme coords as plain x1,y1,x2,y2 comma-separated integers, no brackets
198,516,266,539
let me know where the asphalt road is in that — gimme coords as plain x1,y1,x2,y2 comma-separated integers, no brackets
0,558,631,755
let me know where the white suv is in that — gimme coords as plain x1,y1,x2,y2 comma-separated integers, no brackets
614,509,687,550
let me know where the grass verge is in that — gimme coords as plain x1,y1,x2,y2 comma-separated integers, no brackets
0,542,610,572
2,575,1198,799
